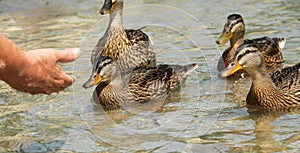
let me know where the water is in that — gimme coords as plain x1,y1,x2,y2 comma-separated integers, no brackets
0,0,299,152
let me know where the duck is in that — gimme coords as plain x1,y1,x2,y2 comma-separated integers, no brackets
83,56,198,108
216,13,285,75
220,43,300,108
91,0,156,70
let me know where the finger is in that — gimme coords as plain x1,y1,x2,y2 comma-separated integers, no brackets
52,71,73,85
55,48,81,63
52,68,74,87
56,75,74,93
63,74,74,86
49,76,72,93
70,75,76,83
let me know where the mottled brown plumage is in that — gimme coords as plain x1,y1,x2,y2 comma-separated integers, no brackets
216,14,285,75
91,0,155,70
221,44,300,108
83,56,198,108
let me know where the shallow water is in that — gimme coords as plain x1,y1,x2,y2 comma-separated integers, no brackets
0,0,299,152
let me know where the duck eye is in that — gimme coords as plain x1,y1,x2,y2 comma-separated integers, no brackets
97,68,101,74
230,62,235,66
237,55,242,61
245,50,250,54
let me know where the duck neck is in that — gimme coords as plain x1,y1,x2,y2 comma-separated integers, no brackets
224,38,243,66
249,65,273,85
107,2,124,35
230,32,244,47
109,66,128,95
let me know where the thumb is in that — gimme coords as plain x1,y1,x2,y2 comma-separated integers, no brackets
56,48,81,63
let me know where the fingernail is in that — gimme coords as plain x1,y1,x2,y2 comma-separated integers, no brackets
71,48,81,59
71,75,76,83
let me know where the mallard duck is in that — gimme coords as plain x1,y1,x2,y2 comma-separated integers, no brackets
221,43,300,108
216,13,285,75
91,0,155,70
83,56,198,108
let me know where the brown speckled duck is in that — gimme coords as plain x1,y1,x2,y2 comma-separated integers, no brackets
91,0,155,70
83,56,198,108
216,14,285,76
221,44,300,108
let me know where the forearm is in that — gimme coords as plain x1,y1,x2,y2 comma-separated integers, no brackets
0,34,79,94
0,34,27,85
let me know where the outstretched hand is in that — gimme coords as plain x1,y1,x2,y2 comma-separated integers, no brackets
0,34,81,95
8,48,81,94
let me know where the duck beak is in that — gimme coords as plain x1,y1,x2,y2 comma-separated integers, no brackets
99,0,113,15
220,61,243,77
82,74,103,89
216,26,232,44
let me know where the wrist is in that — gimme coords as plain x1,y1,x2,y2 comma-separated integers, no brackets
1,51,29,88
0,35,29,87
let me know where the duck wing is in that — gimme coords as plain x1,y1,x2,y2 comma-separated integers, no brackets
244,37,285,67
271,63,300,96
125,28,156,67
127,63,198,103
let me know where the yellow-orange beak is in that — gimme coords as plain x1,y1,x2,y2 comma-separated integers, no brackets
220,61,243,77
216,29,233,44
82,74,103,89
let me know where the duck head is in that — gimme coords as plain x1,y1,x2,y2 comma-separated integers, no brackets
99,0,123,15
220,43,265,77
216,14,245,44
83,56,114,88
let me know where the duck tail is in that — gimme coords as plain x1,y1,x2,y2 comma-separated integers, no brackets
164,63,198,90
171,63,198,80
137,26,147,30
183,63,199,76
273,37,286,50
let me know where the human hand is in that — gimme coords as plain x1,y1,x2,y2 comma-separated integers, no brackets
14,48,80,94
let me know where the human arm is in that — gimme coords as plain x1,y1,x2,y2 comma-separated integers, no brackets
0,34,80,94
